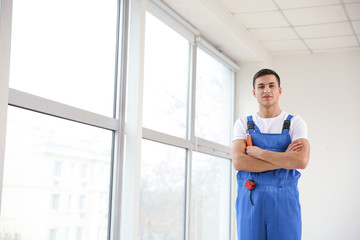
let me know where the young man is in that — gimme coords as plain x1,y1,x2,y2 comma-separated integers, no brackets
232,69,310,240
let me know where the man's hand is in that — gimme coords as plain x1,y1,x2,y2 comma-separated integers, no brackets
231,139,280,172
246,146,262,159
286,140,303,152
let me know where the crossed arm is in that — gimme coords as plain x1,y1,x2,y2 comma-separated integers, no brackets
231,138,310,172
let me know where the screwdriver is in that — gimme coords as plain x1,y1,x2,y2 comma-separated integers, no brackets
246,132,253,146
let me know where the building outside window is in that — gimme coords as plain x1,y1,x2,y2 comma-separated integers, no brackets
51,194,60,210
1,108,113,239
49,229,57,240
53,162,62,178
0,0,119,239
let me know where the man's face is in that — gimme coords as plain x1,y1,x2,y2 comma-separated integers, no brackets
253,74,282,107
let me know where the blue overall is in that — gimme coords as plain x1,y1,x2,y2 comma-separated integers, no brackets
236,115,301,240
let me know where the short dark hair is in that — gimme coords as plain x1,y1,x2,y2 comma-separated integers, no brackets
253,69,280,89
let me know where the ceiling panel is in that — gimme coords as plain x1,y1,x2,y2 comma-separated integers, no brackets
220,0,277,13
233,11,289,28
275,0,341,9
312,46,360,53
250,27,298,40
353,20,360,33
342,0,360,3
283,5,347,26
345,3,360,20
262,39,307,51
271,50,312,55
305,35,358,49
295,22,353,38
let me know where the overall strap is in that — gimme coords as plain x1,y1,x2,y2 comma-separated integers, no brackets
247,116,254,132
282,114,294,134
247,115,261,133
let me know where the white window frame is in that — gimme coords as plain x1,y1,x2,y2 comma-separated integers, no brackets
0,0,13,214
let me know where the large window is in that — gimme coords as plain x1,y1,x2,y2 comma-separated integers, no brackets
9,0,117,117
1,0,123,239
191,152,231,240
1,107,113,239
139,140,186,240
195,48,234,146
142,12,190,138
140,4,236,239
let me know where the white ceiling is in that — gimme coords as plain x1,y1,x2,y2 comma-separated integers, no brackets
219,0,360,55
161,0,360,62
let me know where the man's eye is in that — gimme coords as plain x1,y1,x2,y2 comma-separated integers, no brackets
258,86,264,89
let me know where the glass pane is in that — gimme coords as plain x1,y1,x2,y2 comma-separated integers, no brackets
139,139,186,240
0,107,113,240
195,48,234,146
191,152,231,240
143,12,189,138
9,0,117,117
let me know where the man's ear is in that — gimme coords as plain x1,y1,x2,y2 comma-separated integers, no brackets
279,87,282,95
253,89,256,97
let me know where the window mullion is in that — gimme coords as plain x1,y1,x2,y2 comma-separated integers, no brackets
184,41,197,240
0,0,13,214
120,0,146,239
109,0,130,239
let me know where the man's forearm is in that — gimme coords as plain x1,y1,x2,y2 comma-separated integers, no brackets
232,152,280,172
232,139,281,172
257,150,306,169
246,139,310,170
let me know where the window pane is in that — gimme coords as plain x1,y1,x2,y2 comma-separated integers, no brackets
139,139,186,240
143,12,189,138
0,107,112,240
191,152,231,240
9,0,117,117
195,48,234,146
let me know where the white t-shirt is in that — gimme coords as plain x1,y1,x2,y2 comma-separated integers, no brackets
233,111,308,142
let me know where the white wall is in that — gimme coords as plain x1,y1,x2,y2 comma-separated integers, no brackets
274,51,360,240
